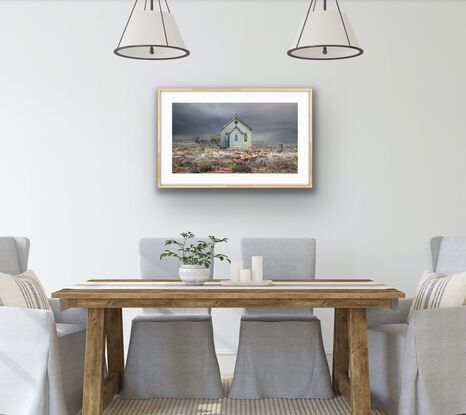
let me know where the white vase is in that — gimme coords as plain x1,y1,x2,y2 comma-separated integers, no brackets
179,264,210,286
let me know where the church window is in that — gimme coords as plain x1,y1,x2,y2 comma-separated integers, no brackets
235,134,238,141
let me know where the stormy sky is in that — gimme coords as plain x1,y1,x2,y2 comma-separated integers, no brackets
172,103,298,144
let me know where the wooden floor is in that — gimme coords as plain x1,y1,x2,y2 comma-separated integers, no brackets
98,379,384,415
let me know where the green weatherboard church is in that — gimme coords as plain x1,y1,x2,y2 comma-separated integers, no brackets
219,115,253,149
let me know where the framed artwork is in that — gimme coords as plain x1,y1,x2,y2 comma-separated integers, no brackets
157,88,312,189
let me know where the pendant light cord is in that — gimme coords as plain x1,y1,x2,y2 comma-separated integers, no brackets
335,0,351,46
117,0,138,48
296,0,315,48
146,0,170,13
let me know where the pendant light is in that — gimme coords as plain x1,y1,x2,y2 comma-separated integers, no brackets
114,0,189,60
288,0,363,61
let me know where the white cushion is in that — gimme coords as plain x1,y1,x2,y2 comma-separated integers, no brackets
0,270,51,310
409,270,466,321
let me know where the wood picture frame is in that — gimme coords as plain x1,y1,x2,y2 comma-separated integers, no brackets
157,88,312,189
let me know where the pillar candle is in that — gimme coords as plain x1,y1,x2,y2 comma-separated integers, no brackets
240,269,251,283
251,256,263,282
230,260,243,282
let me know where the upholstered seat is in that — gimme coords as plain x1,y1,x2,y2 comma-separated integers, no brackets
368,237,466,415
120,238,223,399
230,238,334,399
0,237,87,415
367,323,407,414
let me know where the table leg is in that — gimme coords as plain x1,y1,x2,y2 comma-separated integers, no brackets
333,308,350,397
104,308,125,407
348,308,371,415
82,308,106,415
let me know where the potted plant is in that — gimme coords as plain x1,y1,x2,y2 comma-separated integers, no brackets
160,232,230,285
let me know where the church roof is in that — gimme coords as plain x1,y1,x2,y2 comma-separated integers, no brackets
220,115,253,132
229,125,247,136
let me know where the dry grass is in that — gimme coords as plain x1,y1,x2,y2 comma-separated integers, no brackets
172,143,298,174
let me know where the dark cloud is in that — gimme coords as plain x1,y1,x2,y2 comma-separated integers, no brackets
172,103,298,144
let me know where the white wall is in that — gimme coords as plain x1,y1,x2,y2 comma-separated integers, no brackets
2,0,466,374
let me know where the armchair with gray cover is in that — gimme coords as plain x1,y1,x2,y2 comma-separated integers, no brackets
230,238,334,399
368,237,466,415
120,238,223,399
0,237,87,415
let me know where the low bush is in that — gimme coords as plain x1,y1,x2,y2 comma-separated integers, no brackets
231,162,252,173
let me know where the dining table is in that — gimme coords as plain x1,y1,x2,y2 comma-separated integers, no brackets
52,278,405,415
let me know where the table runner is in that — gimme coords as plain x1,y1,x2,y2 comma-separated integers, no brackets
64,280,394,290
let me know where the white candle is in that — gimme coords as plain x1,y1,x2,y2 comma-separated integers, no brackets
230,260,243,282
240,269,251,283
251,256,263,282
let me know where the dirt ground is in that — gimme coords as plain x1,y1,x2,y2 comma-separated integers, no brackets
172,143,298,174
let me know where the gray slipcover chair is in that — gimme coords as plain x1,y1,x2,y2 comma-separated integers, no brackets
0,237,87,415
367,237,466,415
120,238,223,399
230,238,334,399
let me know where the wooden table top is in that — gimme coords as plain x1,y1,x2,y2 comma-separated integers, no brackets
52,279,405,310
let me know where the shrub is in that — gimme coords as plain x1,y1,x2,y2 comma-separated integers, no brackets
231,162,252,173
269,160,298,173
193,158,213,173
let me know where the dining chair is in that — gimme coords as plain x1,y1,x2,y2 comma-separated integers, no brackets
367,236,466,415
0,237,87,415
120,238,223,399
229,238,334,399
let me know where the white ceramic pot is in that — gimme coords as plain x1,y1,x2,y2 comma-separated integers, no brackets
179,264,210,286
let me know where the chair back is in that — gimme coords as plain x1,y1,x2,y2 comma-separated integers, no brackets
138,238,212,315
0,237,30,275
241,238,316,316
241,238,316,279
431,237,466,275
